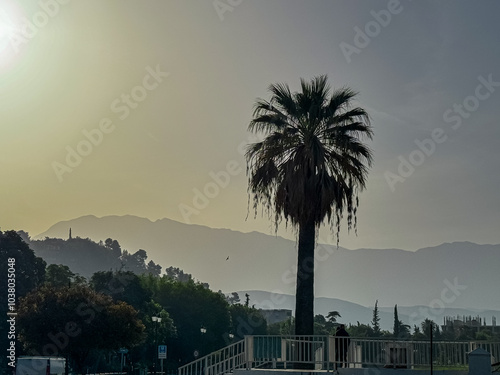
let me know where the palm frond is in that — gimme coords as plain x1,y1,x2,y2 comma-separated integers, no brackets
245,75,373,243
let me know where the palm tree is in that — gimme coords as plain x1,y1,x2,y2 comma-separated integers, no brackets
327,310,341,325
246,75,373,336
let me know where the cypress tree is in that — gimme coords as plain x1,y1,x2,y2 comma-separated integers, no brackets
372,300,381,336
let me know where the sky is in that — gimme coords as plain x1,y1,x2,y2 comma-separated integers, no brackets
1,0,500,251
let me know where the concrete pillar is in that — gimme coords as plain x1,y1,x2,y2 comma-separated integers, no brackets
244,336,253,369
468,347,491,375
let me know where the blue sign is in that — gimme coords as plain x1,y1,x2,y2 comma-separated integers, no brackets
158,345,167,359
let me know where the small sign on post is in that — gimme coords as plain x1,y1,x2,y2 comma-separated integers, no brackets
158,345,167,359
119,348,128,373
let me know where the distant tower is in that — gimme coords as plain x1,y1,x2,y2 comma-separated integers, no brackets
69,228,72,240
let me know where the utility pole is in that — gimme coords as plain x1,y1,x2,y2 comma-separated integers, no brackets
152,316,162,375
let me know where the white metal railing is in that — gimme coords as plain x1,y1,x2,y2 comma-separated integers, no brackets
246,335,332,370
178,339,245,375
178,336,500,375
347,338,500,369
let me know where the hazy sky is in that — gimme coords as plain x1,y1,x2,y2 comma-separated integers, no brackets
1,0,499,251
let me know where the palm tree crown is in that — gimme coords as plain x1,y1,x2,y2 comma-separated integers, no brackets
246,75,373,237
246,75,373,337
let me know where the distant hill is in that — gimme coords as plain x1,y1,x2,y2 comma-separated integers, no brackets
28,236,162,279
35,215,500,312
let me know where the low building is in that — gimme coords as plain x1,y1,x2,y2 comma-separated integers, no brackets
258,309,292,325
442,315,497,334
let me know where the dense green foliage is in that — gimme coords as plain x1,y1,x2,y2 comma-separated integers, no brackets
45,264,86,287
0,230,46,298
229,303,268,341
17,285,145,372
149,275,231,362
0,230,46,371
90,271,177,371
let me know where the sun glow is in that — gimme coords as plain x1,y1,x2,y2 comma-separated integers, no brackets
0,2,26,72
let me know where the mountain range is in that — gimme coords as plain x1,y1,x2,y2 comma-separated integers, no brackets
34,214,500,328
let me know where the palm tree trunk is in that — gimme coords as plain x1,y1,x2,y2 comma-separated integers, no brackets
294,218,315,336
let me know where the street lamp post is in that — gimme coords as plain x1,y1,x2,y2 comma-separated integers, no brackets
228,334,234,357
199,327,207,375
200,327,207,356
152,316,162,375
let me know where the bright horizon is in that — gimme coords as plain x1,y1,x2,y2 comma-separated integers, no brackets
1,1,500,252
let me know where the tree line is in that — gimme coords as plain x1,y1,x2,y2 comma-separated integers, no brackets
1,230,268,373
2,230,498,374
342,301,500,342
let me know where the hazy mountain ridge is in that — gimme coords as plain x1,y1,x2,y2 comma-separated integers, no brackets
35,214,500,311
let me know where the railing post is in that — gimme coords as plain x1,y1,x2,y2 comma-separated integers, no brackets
326,336,330,372
244,336,253,370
